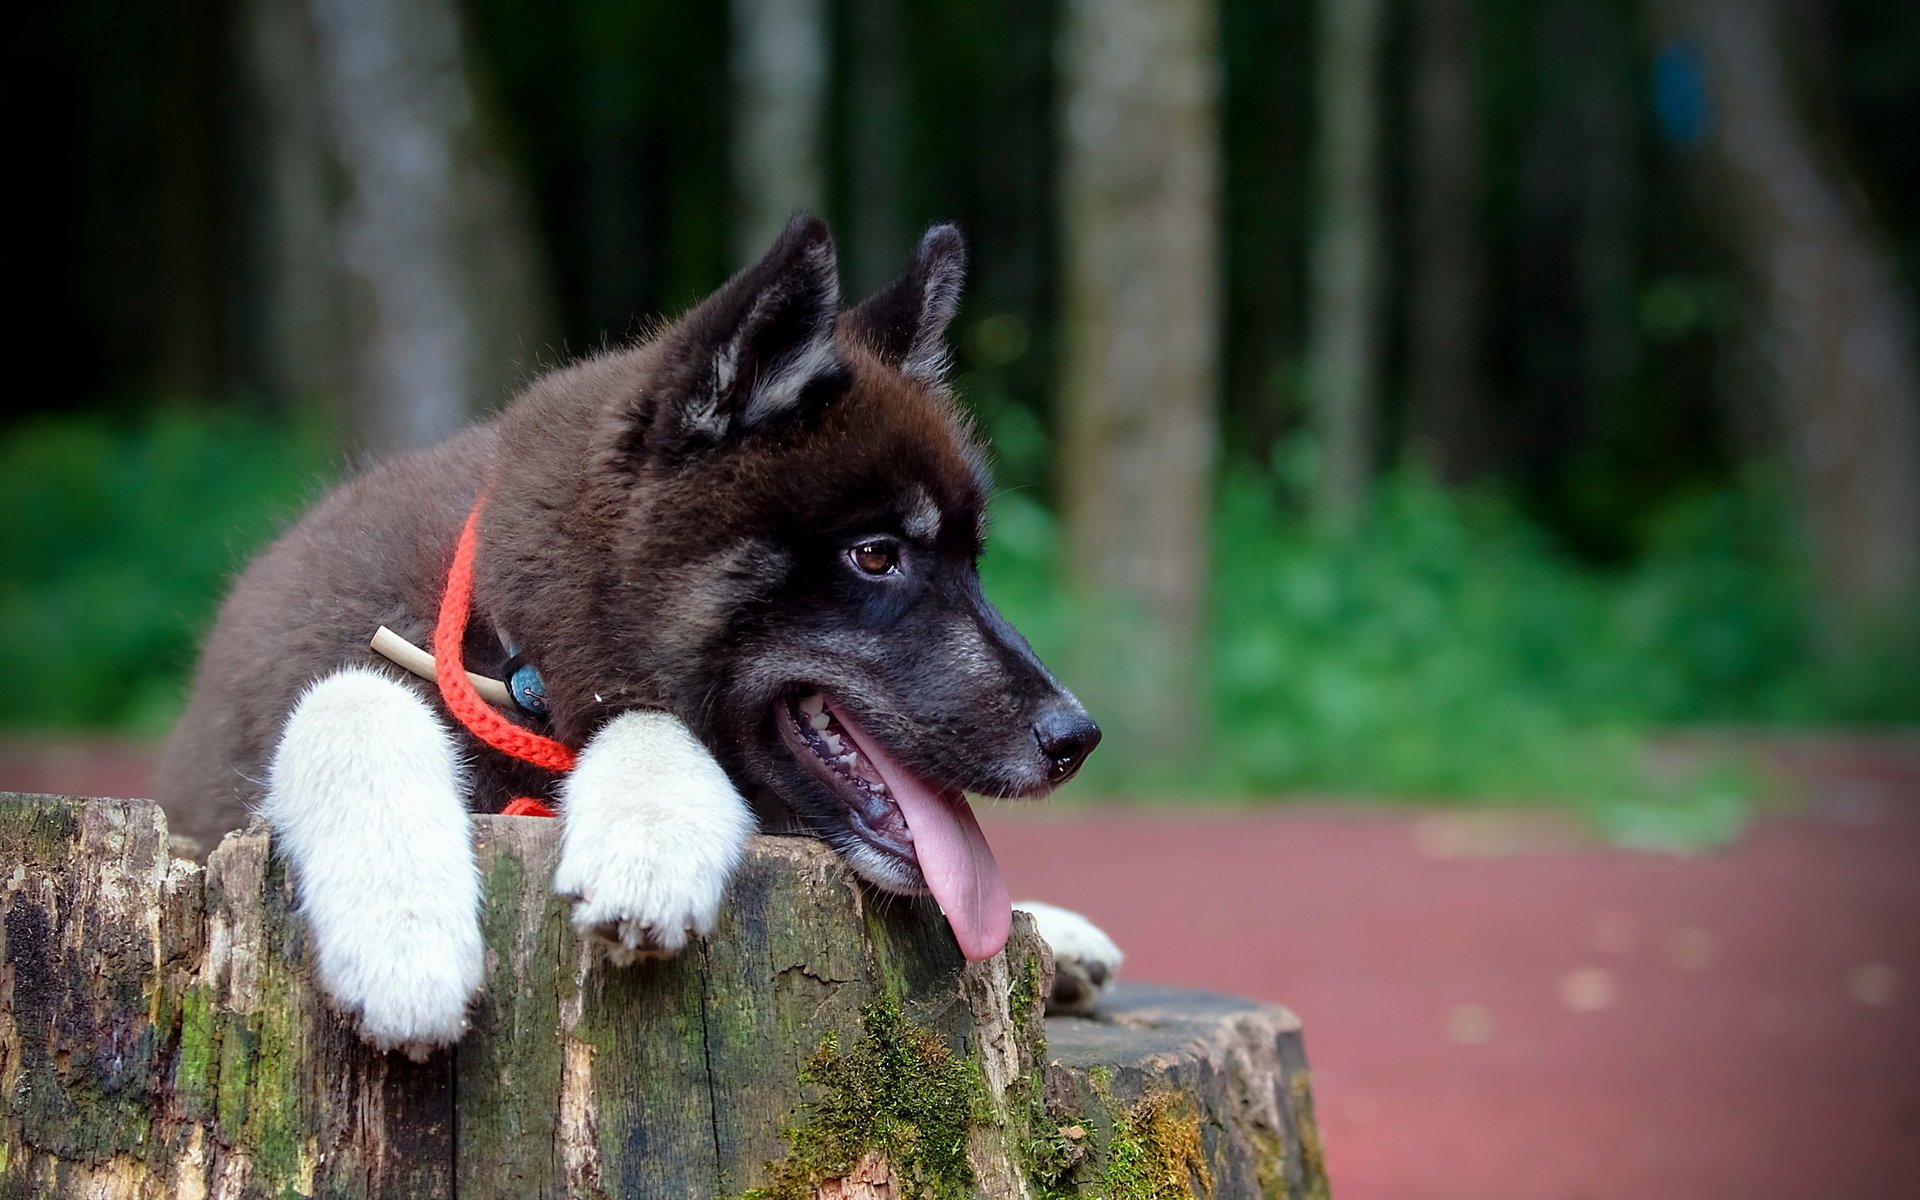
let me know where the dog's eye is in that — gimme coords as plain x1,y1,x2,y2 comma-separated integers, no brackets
848,538,901,577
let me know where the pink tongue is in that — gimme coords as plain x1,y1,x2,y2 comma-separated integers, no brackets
827,703,1011,961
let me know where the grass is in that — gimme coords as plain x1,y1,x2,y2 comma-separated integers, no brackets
4,410,1913,844
982,451,1918,846
0,409,336,733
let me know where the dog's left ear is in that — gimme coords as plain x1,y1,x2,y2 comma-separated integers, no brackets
661,214,845,452
847,224,966,385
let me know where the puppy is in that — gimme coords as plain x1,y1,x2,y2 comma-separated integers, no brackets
157,217,1121,1054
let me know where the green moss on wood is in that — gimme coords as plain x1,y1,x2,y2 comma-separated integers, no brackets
742,998,987,1200
0,793,79,862
1023,1078,1215,1200
457,845,572,1191
1010,953,1042,1024
213,1009,254,1135
1251,1127,1288,1200
1097,1091,1212,1200
1006,943,1052,1091
209,868,317,1190
1024,1111,1094,1200
1289,1072,1330,1200
244,975,309,1185
173,984,218,1114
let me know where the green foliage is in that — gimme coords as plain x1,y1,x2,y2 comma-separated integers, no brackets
0,410,334,733
983,444,1919,844
5,411,1914,847
742,999,986,1200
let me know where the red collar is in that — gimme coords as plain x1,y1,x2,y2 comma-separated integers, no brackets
433,497,574,817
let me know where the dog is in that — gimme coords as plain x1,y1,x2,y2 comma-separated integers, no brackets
156,216,1122,1055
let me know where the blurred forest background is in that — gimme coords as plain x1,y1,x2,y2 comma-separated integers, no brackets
7,0,1919,841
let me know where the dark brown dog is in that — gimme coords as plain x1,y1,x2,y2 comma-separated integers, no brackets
157,217,1113,1054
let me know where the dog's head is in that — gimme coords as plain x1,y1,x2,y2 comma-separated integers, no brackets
520,216,1098,959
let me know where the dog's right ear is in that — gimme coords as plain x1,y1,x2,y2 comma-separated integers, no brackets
653,215,845,456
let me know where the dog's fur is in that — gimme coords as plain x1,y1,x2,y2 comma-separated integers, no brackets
157,217,1118,1053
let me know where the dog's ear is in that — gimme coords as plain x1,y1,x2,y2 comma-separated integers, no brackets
664,214,845,450
847,224,966,385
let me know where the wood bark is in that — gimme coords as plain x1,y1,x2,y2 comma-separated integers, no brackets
1306,0,1388,530
1671,0,1920,651
1045,985,1330,1200
1059,0,1221,768
1,794,1328,1199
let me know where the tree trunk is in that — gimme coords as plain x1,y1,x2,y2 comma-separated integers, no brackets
1,794,1328,1199
1307,0,1388,530
843,0,908,297
1058,0,1221,768
730,0,829,265
1407,0,1484,485
237,0,555,455
1576,1,1639,465
236,0,351,416
156,0,228,400
1671,0,1920,652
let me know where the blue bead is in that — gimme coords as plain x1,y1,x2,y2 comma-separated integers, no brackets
509,662,549,716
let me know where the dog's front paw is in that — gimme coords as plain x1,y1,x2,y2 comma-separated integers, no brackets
267,667,488,1060
554,831,740,964
554,710,756,966
1018,900,1124,1016
316,909,485,1061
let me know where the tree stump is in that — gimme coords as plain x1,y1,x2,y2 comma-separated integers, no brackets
0,793,1328,1198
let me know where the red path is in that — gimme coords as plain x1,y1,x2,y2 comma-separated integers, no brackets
985,741,1920,1200
6,739,1918,1199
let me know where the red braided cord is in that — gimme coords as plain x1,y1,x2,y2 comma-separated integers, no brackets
500,797,559,818
434,499,578,783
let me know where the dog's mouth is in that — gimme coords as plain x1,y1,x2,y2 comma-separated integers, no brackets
775,690,1011,961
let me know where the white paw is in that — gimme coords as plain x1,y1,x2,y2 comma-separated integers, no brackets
555,836,737,963
265,667,486,1059
315,906,486,1060
1017,900,1124,1016
553,711,755,965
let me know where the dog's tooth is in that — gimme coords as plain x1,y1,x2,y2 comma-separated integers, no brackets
809,711,831,731
823,732,844,754
799,694,826,718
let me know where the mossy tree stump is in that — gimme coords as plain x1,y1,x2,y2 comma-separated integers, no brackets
0,793,1328,1198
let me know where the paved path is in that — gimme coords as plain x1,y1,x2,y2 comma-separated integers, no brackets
5,738,1917,1198
984,741,1920,1200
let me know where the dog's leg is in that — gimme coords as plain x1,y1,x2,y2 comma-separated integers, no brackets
262,667,484,1059
1016,900,1125,1016
553,710,756,964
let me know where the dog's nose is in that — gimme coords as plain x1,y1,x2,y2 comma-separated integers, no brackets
1034,704,1101,783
